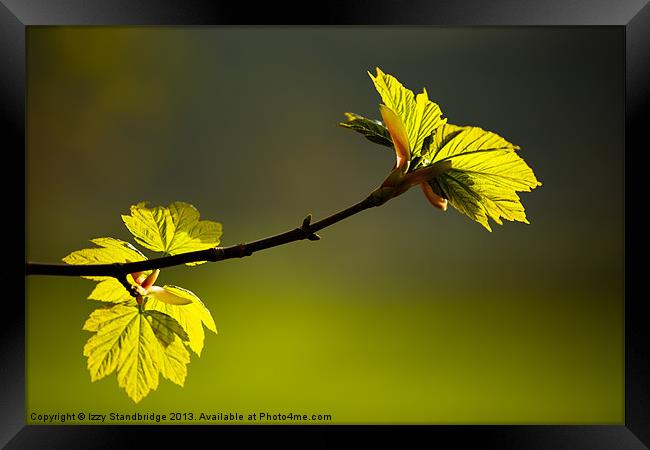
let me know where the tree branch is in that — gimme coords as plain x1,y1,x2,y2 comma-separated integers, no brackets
25,193,382,278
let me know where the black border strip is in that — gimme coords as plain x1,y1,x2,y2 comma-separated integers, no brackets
1,0,649,25
6,0,649,448
625,1,650,447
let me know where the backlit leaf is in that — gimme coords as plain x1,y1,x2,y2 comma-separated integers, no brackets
115,310,161,403
143,310,190,387
425,124,542,231
167,202,223,255
122,201,222,265
88,278,131,303
338,112,393,148
63,238,148,301
162,285,217,333
83,305,138,381
369,67,446,157
83,304,190,402
121,202,174,253
157,336,190,387
145,309,190,345
145,285,217,356
63,237,147,282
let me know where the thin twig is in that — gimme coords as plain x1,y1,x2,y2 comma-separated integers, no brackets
25,194,381,279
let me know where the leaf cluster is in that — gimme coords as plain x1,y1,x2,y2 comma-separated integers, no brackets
340,68,541,231
63,202,221,402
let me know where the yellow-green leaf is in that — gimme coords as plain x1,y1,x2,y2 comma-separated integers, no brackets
167,202,222,254
88,278,131,303
426,124,542,231
338,112,393,148
63,238,148,301
62,237,146,281
83,305,138,382
162,286,217,333
157,336,190,387
122,202,222,265
145,310,191,386
144,301,206,356
369,67,446,157
145,285,217,356
121,202,174,253
145,310,190,344
115,311,161,403
83,304,192,402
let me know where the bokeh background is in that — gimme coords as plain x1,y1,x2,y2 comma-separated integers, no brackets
26,27,623,424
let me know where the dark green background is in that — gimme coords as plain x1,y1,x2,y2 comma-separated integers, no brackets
26,27,623,423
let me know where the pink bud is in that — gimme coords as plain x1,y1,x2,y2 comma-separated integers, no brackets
379,104,410,174
421,182,448,211
140,269,160,290
131,272,147,285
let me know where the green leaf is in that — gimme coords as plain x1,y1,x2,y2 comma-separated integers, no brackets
145,285,217,356
157,336,190,387
167,202,222,255
338,112,393,148
88,278,132,303
63,238,148,302
145,310,190,345
83,305,135,378
162,286,217,333
145,310,191,386
425,124,542,231
83,304,159,403
83,304,191,402
83,303,130,333
121,202,174,253
63,238,147,282
122,201,223,265
369,67,446,157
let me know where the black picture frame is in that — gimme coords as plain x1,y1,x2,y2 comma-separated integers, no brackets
6,1,649,448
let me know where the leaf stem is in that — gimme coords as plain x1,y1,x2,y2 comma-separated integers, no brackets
25,193,382,279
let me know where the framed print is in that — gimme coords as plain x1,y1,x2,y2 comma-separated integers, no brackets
5,0,649,447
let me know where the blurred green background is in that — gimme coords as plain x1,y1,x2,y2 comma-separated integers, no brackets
26,27,623,424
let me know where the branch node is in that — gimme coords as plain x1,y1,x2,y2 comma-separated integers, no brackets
208,247,225,262
237,243,252,258
302,214,312,228
297,220,320,241
366,193,384,207
116,274,139,299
